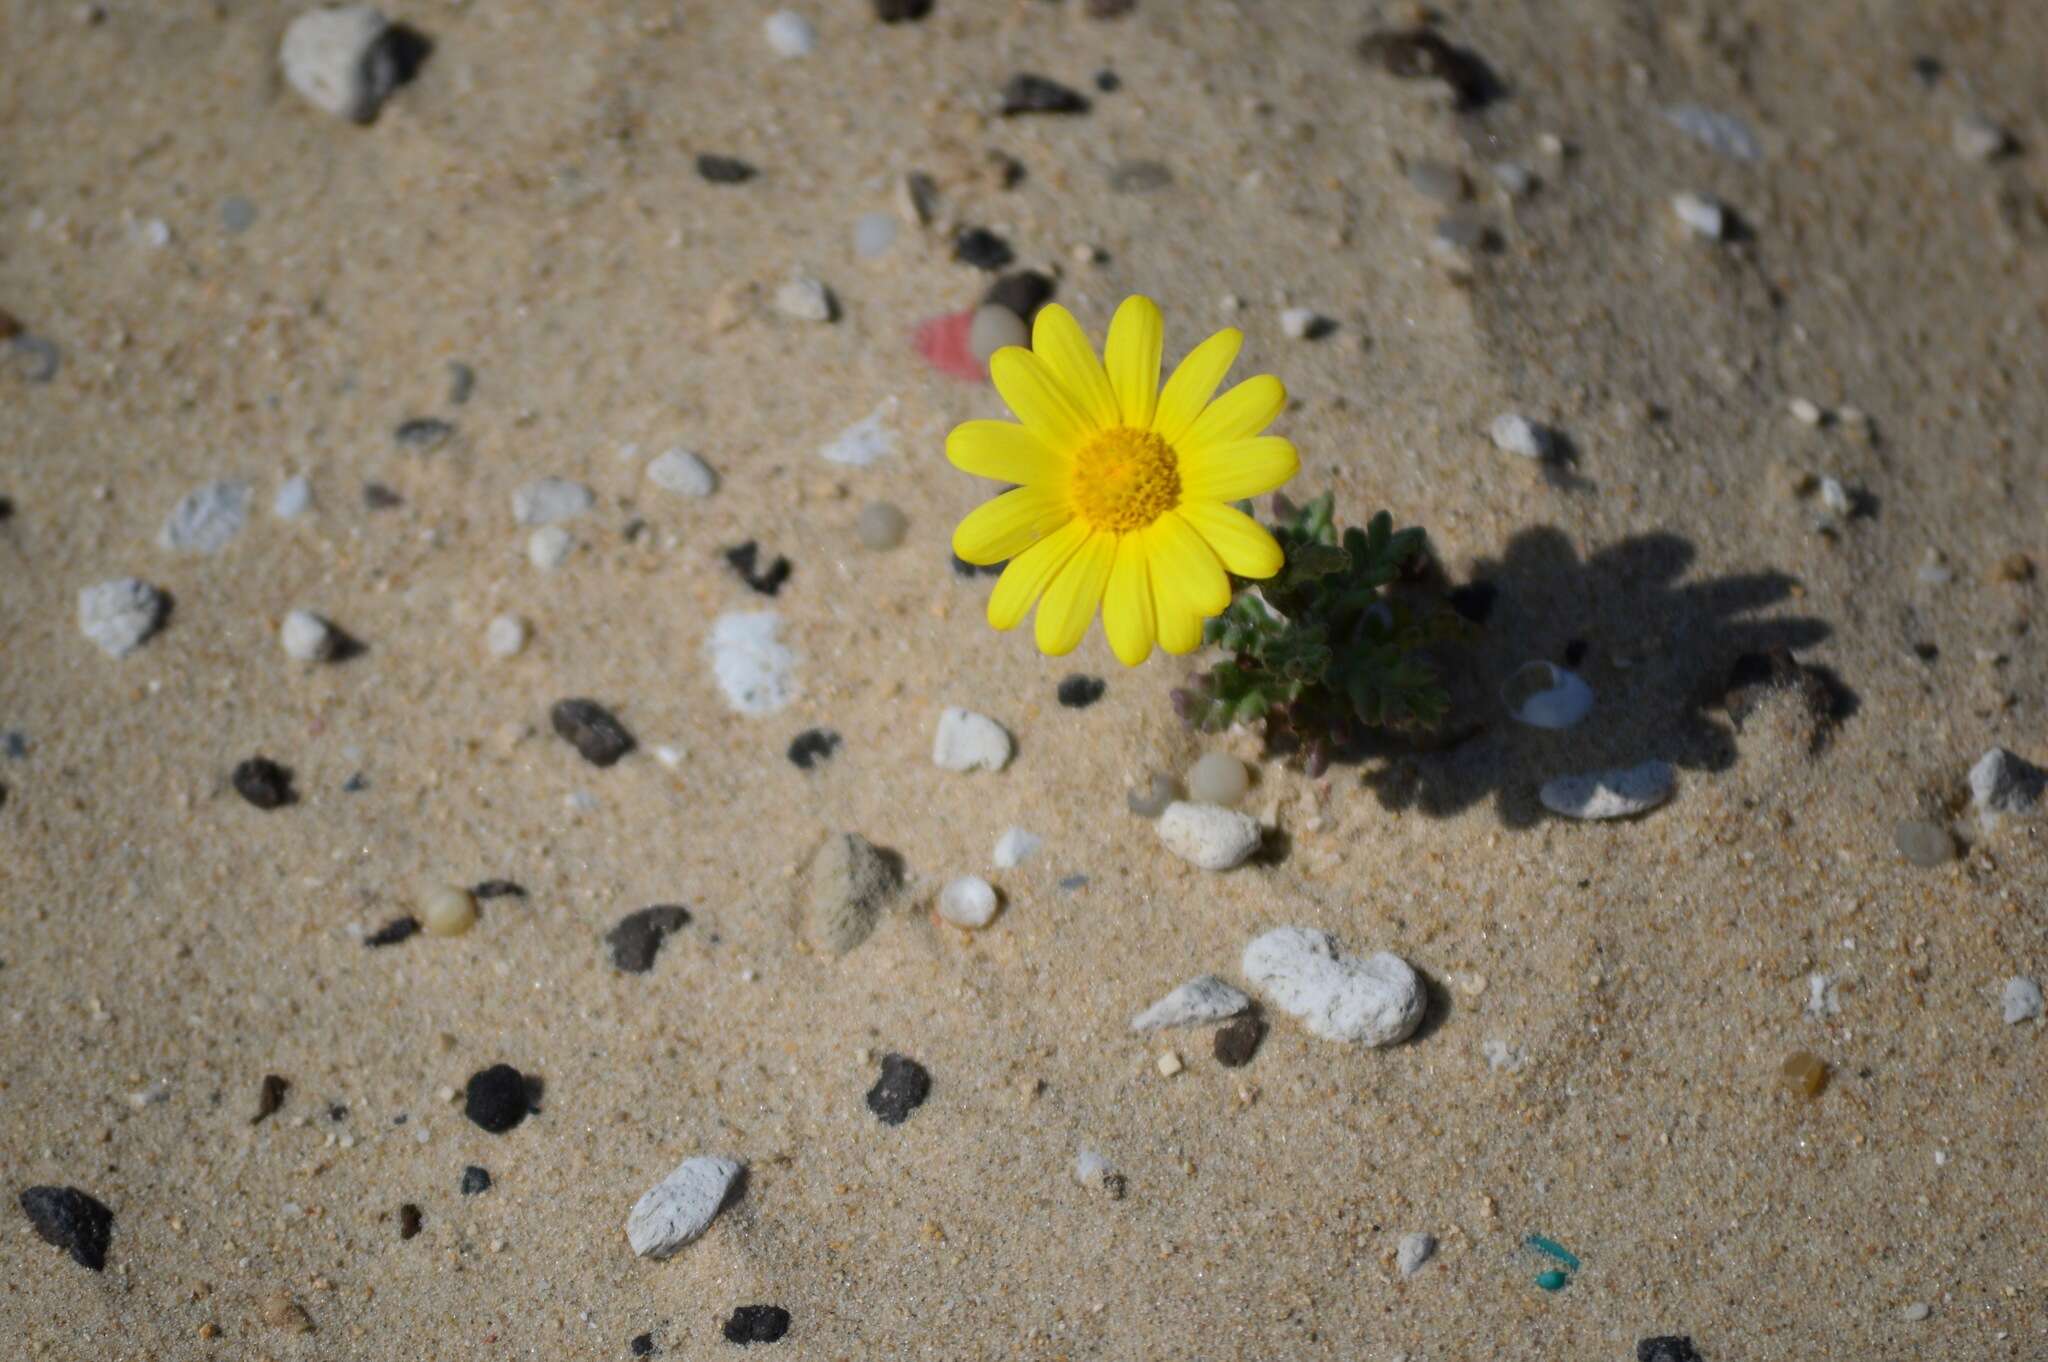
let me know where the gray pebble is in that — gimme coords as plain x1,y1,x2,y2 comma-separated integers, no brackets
1893,818,1954,868
647,448,716,498
78,578,168,657
1129,975,1250,1032
220,196,258,233
159,480,250,554
2002,977,2042,1025
1952,114,2009,163
807,831,901,954
1663,104,1763,161
967,303,1028,370
1125,773,1179,818
446,361,475,405
855,501,907,550
272,475,313,519
853,213,898,258
1405,160,1466,203
1969,747,2044,818
1491,161,1535,197
1109,159,1173,193
1539,760,1675,820
1396,1231,1437,1277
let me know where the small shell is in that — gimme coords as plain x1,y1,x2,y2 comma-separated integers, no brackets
1501,662,1594,729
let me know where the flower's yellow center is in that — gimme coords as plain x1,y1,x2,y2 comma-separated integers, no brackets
1068,426,1180,532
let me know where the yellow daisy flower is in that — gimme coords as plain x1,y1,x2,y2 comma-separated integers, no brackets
946,296,1300,666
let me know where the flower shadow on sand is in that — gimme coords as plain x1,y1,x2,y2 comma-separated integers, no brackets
1348,526,1843,829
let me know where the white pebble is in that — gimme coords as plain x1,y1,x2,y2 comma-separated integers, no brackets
1491,161,1534,197
1672,191,1727,240
626,1156,744,1260
761,10,816,58
820,398,897,466
1156,801,1262,870
773,272,835,322
708,611,797,715
1952,114,2008,163
512,477,594,526
485,614,528,659
1900,1302,1930,1323
1481,1038,1524,1072
992,827,1041,868
2002,977,2042,1025
159,480,251,554
78,577,168,658
1186,752,1250,806
1154,1051,1184,1078
1073,1149,1123,1197
1969,747,2044,818
280,3,398,123
272,475,313,519
937,876,998,929
527,525,573,570
967,303,1029,370
1500,662,1593,729
1242,927,1425,1047
853,213,898,258
1539,760,1675,820
1662,104,1763,162
1789,396,1824,426
1818,476,1852,518
1129,976,1250,1032
1396,1232,1437,1277
279,609,336,662
932,707,1013,773
647,449,717,497
1489,412,1551,460
1278,306,1322,340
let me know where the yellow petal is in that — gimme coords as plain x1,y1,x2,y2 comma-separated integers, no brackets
1103,296,1164,429
1142,512,1229,615
1174,501,1284,579
1150,564,1208,655
1100,532,1156,666
951,485,1072,565
989,346,1091,451
1033,529,1116,656
946,420,1066,485
1176,436,1300,502
1152,327,1242,447
987,519,1091,630
1030,305,1119,432
1179,374,1287,452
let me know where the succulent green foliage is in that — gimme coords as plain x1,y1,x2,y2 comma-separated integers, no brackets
1174,493,1462,774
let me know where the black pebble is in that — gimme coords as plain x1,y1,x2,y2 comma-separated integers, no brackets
786,729,841,770
342,772,368,792
953,227,1014,272
0,494,14,522
251,1073,289,1125
472,879,527,900
1637,1339,1703,1362
460,1165,492,1196
394,417,454,451
19,1186,114,1271
231,756,295,810
722,1305,791,1345
447,361,475,405
1094,69,1121,92
607,905,692,973
366,915,420,947
551,698,636,767
1909,55,1942,87
865,1053,930,1126
363,481,403,510
696,154,757,184
1213,1016,1266,1068
398,1203,423,1239
724,541,792,597
871,0,931,19
983,269,1055,322
1357,28,1499,109
1562,638,1589,667
630,1333,657,1357
1000,72,1090,116
1055,675,1106,709
464,1064,532,1134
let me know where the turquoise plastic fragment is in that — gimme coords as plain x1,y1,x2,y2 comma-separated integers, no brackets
1536,1269,1568,1292
1524,1235,1581,1272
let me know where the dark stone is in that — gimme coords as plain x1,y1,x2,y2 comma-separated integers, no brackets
252,1073,289,1125
1084,0,1137,15
551,698,635,767
1213,1016,1266,1068
953,227,1014,271
1562,638,1589,667
1094,68,1121,92
999,73,1090,116
19,1186,114,1271
1357,28,1501,109
366,915,420,947
1909,56,1942,87
472,879,526,900
0,495,14,522
864,1053,930,1126
786,729,841,770
2,731,26,758
363,481,403,510
446,361,475,405
459,1165,492,1196
398,1203,423,1239
871,0,931,20
630,1333,656,1357
342,772,368,792
1108,159,1172,193
721,1305,791,1345
1057,873,1088,891
724,541,792,597
607,905,692,973
1636,1339,1703,1362
1055,675,1106,709
463,1064,531,1134
231,756,296,810
696,154,757,184
11,333,61,383
394,417,454,451
983,270,1055,322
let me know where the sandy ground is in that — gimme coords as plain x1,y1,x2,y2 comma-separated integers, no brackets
3,1,2046,1358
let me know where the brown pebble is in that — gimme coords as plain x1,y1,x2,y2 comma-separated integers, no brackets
1213,1016,1266,1068
398,1203,422,1240
1780,1051,1829,1099
1990,552,2035,584
260,1290,313,1333
0,307,20,341
250,1074,289,1125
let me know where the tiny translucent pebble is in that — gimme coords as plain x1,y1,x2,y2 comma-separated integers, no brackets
937,876,998,929
854,213,897,258
762,10,816,57
1155,1051,1184,1078
528,525,572,570
486,614,528,658
279,609,336,662
1789,397,1823,426
420,885,477,938
1779,1050,1828,1099
967,303,1027,370
1186,752,1250,806
1893,819,1953,867
1126,773,1179,818
856,501,908,550
1672,191,1726,240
